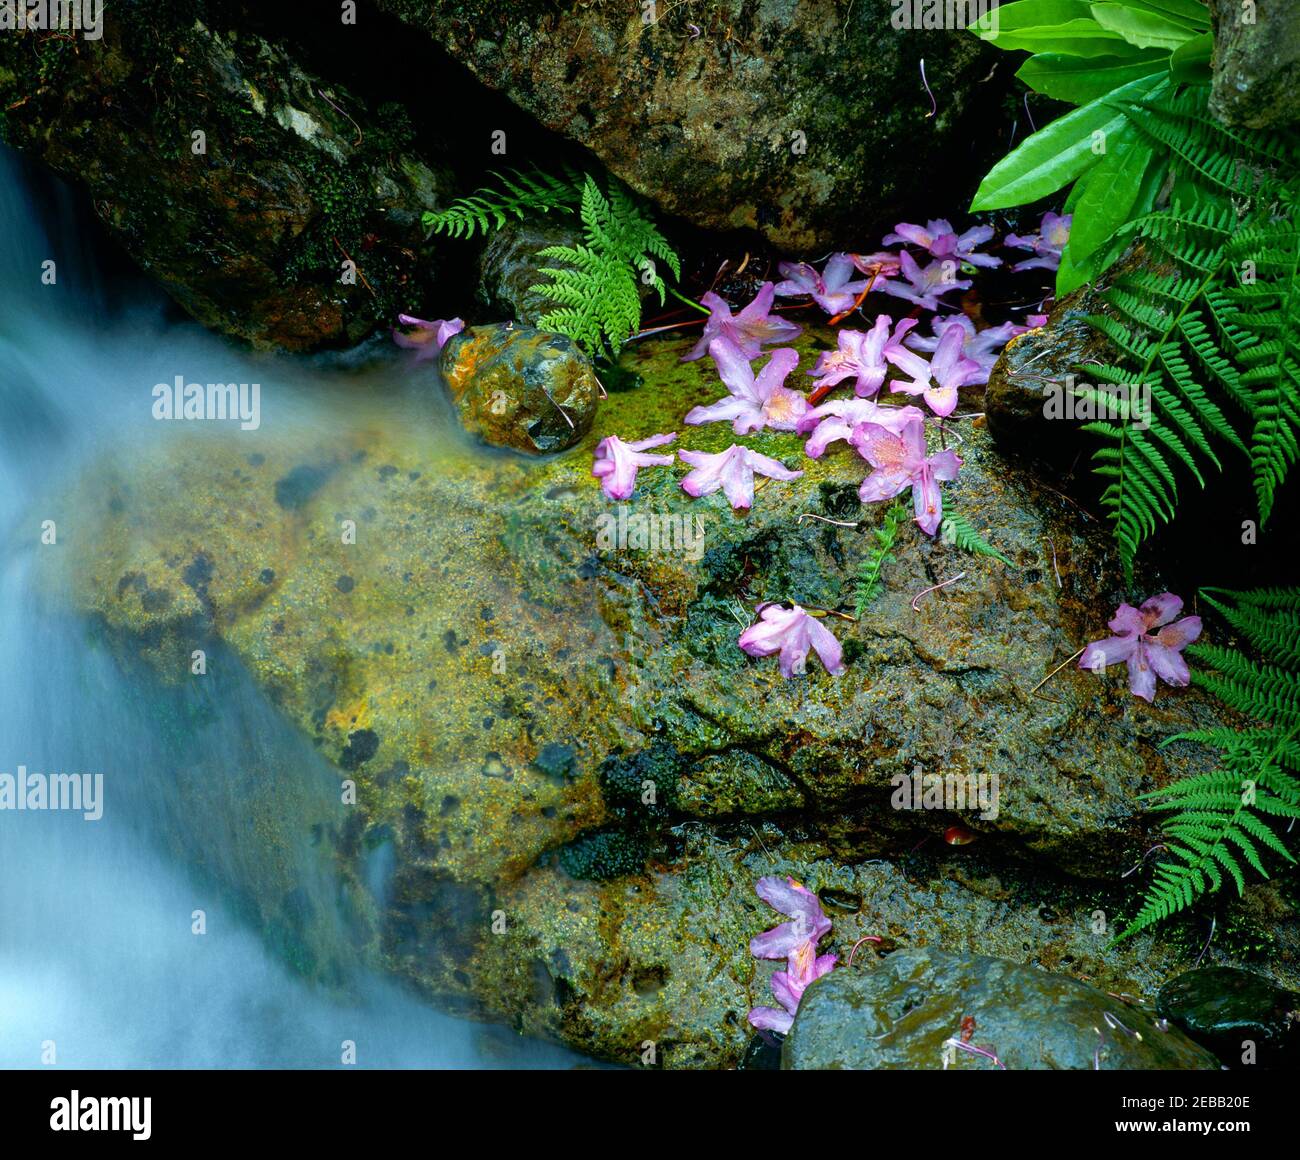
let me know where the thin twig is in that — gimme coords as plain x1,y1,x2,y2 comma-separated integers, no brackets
798,513,860,528
828,264,882,326
316,88,363,146
1029,645,1085,700
911,572,965,612
920,59,937,119
1046,538,1062,588
332,237,376,298
847,935,882,967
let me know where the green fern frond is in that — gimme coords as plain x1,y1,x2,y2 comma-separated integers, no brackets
938,508,1014,567
1198,590,1300,668
531,174,680,359
852,500,909,616
1116,588,1300,942
421,166,580,238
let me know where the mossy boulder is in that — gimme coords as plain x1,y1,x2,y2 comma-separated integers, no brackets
0,6,453,349
376,0,1009,251
55,328,1298,1067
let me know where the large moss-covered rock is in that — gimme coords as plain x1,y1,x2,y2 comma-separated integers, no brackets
783,947,1221,1069
377,0,1009,252
0,5,452,349
54,328,1299,1067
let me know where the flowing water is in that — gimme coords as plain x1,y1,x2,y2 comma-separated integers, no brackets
0,145,579,1069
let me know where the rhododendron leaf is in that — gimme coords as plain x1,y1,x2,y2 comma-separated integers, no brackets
985,19,1130,58
970,73,1164,210
1089,3,1197,51
1115,0,1211,28
1168,31,1213,84
1068,133,1154,261
1016,52,1166,105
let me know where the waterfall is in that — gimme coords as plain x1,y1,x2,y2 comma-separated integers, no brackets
0,144,575,1069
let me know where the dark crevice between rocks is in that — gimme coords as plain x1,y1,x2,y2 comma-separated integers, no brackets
208,0,761,325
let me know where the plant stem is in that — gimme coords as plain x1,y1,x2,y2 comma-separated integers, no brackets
668,287,710,315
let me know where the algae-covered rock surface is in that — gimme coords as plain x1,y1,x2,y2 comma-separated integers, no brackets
55,330,1299,1067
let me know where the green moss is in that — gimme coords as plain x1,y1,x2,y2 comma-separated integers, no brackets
558,828,651,880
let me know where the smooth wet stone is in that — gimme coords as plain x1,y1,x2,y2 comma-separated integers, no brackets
475,219,586,328
784,947,1220,1070
440,324,600,454
1157,967,1300,1068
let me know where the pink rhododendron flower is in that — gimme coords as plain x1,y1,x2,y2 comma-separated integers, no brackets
797,397,926,459
883,219,1001,268
854,417,962,535
591,432,677,500
679,282,803,363
392,314,465,360
886,324,984,417
685,340,808,434
774,254,869,315
678,444,803,510
849,250,904,278
880,250,973,311
747,876,837,1034
738,603,846,678
905,314,1029,385
1006,212,1071,273
807,314,916,398
1079,593,1202,703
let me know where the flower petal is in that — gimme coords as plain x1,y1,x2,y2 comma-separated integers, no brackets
1140,592,1183,629
1080,634,1138,673
1154,615,1202,651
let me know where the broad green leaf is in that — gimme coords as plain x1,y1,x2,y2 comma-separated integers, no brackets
1070,133,1156,260
987,19,1130,58
1090,2,1198,50
1063,157,1096,213
970,73,1166,210
1054,236,1093,295
1169,31,1214,84
1100,0,1211,30
1057,229,1127,295
1017,53,1168,104
980,0,1100,31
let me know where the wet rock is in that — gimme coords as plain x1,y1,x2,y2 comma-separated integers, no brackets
985,260,1131,468
1157,967,1300,1067
475,219,585,328
376,0,1008,252
984,248,1300,588
1211,0,1300,130
0,9,453,349
784,947,1220,1070
63,328,1296,1067
440,324,600,454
